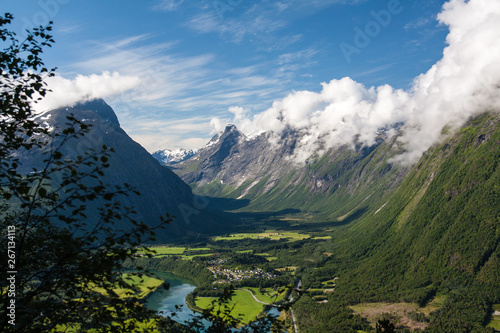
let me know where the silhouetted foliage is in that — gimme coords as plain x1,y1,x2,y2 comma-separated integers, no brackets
376,318,395,333
0,14,286,332
0,13,180,332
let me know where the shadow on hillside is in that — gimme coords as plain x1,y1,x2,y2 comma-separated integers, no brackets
203,196,251,211
195,194,368,236
177,205,368,243
235,207,368,232
297,207,369,230
228,209,303,232
236,209,302,219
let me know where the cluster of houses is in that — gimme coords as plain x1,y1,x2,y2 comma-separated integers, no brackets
209,266,277,284
207,258,227,266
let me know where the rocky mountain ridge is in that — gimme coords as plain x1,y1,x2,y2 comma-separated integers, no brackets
174,123,409,220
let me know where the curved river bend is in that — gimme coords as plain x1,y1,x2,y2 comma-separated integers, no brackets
146,272,201,325
146,272,281,331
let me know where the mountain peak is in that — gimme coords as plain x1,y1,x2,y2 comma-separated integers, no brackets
73,99,121,127
221,124,245,139
224,124,238,132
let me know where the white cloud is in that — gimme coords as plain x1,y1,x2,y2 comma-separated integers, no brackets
211,0,500,164
35,72,141,112
116,116,214,152
397,0,500,163
153,0,184,11
179,137,211,149
187,0,358,43
72,35,285,114
188,9,286,43
404,17,431,30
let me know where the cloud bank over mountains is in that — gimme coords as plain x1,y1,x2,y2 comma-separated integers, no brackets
35,72,141,113
211,0,500,164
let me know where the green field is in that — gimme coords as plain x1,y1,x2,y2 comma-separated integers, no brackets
195,290,264,324
487,304,500,331
321,279,337,287
308,288,325,293
140,246,215,259
246,287,286,304
92,273,164,299
255,253,278,261
214,231,309,242
122,274,165,298
236,250,254,254
142,246,186,256
276,266,298,275
189,247,211,251
423,294,446,314
182,253,215,260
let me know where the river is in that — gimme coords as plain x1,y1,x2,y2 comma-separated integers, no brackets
146,272,283,331
145,272,203,325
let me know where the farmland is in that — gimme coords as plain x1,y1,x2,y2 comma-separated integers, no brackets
213,231,310,242
140,246,215,260
194,290,267,324
91,273,164,299
245,287,287,304
349,295,448,331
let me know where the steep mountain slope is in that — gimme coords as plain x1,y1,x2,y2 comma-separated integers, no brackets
21,99,220,239
292,112,500,331
337,112,500,291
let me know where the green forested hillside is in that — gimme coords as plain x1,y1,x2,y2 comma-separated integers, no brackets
295,113,500,332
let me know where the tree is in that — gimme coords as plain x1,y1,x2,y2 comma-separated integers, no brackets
376,318,396,333
0,13,171,332
0,14,285,333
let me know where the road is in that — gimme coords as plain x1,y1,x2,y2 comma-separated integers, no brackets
291,309,299,333
241,278,302,332
240,289,270,305
286,279,301,332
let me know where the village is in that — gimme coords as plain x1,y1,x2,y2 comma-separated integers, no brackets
208,265,278,284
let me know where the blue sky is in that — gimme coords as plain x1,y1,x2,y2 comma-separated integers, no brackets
4,0,451,151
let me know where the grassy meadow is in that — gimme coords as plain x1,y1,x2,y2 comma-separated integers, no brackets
194,290,266,324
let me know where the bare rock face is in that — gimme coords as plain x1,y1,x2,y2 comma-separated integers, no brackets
174,124,409,219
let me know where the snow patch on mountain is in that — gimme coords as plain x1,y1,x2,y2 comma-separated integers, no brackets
152,148,198,165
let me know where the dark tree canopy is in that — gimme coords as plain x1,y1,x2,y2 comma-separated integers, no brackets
0,13,285,333
0,13,173,332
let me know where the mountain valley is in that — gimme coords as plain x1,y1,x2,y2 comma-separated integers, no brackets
4,1,500,331
152,110,500,332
